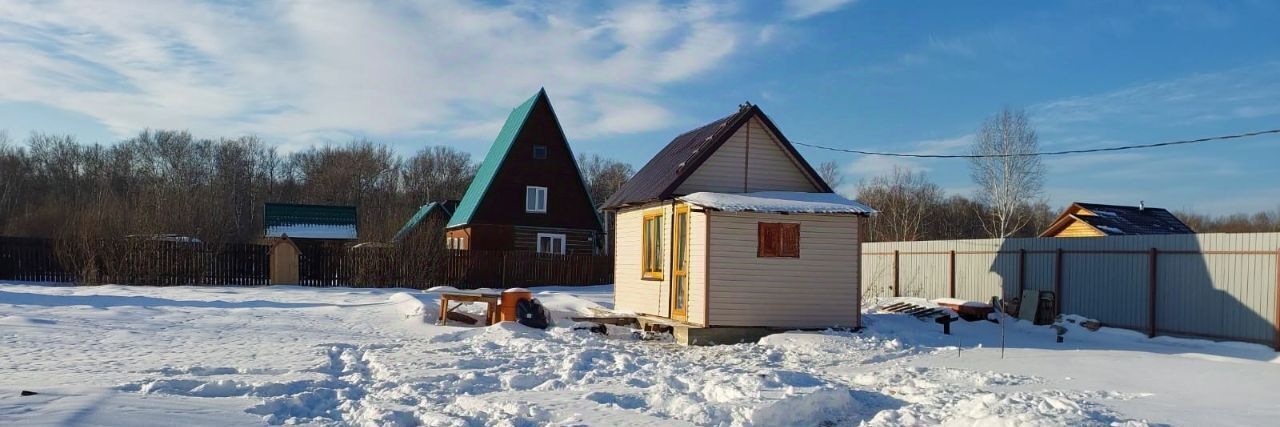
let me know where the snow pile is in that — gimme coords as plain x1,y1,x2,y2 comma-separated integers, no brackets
679,191,877,214
386,292,436,321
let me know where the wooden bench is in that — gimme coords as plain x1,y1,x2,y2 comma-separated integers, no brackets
438,292,501,326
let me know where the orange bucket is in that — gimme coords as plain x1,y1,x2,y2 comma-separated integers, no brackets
500,288,533,322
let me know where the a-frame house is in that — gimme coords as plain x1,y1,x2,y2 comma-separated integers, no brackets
446,89,604,254
602,103,875,341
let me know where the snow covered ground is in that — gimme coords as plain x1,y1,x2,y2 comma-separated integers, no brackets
2,283,1278,426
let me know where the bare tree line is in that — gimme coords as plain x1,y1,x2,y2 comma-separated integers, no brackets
577,153,634,207
0,130,634,246
854,166,1054,242
1176,209,1280,233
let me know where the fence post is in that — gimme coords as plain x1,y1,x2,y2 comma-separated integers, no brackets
948,250,956,298
1149,247,1158,339
892,250,900,298
1274,248,1279,351
1054,248,1064,316
1017,249,1026,298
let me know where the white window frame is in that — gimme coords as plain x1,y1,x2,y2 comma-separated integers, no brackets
536,233,566,254
525,186,547,213
446,236,465,250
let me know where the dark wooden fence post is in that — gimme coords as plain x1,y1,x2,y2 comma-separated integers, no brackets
1054,248,1064,316
948,250,956,298
1017,249,1026,298
1149,247,1158,338
892,250,900,298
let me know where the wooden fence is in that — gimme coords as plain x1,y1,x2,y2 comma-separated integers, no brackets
0,236,270,286
1,236,613,289
296,245,612,289
862,233,1280,350
0,237,76,282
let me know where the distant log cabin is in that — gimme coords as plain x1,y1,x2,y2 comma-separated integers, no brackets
1040,202,1194,237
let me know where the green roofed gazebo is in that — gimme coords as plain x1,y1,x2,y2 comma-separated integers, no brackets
444,89,603,255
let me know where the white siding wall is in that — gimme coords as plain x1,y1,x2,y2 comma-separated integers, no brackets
614,203,666,316
613,202,708,325
687,210,707,325
707,212,861,328
676,117,821,195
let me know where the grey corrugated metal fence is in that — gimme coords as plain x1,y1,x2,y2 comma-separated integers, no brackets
861,233,1280,350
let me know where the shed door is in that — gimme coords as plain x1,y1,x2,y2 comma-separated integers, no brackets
671,205,690,321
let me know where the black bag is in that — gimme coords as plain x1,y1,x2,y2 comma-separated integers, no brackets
515,298,550,330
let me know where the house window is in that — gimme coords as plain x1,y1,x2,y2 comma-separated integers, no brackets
642,212,664,280
533,145,547,159
525,186,547,213
758,222,800,258
446,236,466,250
537,233,566,254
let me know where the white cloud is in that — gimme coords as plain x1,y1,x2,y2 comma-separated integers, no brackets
1030,62,1280,133
0,0,748,145
785,0,856,20
841,134,974,183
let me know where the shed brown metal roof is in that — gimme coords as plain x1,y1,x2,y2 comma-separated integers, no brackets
601,103,832,210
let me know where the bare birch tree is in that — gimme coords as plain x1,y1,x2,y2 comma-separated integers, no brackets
969,108,1045,238
818,160,843,189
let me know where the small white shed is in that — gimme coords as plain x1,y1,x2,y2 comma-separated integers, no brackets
600,103,876,330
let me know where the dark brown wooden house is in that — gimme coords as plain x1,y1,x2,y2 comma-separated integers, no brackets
445,89,604,254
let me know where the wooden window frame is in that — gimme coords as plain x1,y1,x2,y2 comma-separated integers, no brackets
758,222,800,258
525,186,547,213
641,210,664,280
536,233,566,254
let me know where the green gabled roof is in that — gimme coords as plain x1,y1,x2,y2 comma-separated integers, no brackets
392,200,458,242
263,202,358,240
447,89,544,228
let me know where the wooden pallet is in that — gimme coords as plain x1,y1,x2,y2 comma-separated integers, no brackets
879,302,953,321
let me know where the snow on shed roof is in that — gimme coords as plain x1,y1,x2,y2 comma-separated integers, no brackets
265,224,357,240
264,202,358,240
677,191,876,214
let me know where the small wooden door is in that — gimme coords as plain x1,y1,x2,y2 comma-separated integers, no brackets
671,205,690,322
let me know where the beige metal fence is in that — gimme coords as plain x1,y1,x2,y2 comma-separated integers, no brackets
861,233,1280,350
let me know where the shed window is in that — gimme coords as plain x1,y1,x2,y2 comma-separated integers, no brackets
533,145,547,159
758,222,800,258
642,212,663,279
525,186,547,213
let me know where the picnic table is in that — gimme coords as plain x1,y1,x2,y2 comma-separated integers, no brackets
438,291,502,326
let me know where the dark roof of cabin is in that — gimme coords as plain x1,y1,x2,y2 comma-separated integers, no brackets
601,104,831,210
392,200,459,242
1075,203,1194,235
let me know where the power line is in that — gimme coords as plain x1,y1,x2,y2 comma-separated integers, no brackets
791,128,1280,158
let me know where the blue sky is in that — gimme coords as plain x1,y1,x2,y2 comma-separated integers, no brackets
2,0,1278,214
